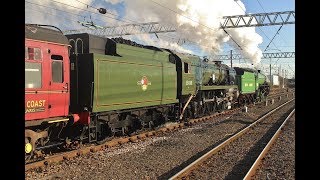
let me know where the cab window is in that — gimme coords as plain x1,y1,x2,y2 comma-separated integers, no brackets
184,62,189,73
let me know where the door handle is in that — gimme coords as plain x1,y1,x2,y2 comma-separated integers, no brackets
63,83,68,91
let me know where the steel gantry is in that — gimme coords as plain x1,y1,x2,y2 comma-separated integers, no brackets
210,52,295,60
63,11,295,36
221,11,295,28
63,22,177,36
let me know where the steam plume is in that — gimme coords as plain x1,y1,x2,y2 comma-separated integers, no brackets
113,0,263,65
26,0,263,65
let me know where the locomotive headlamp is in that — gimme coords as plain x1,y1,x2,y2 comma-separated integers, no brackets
25,143,32,154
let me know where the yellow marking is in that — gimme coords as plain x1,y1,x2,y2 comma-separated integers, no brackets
48,118,69,123
26,100,46,108
142,85,148,91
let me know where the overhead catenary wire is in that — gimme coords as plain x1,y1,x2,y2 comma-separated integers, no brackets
234,0,281,52
60,0,259,55
25,1,113,30
72,1,228,54
26,0,214,56
48,0,134,24
254,0,294,75
25,2,82,28
256,0,289,45
27,0,281,60
73,0,110,16
26,1,86,19
264,24,284,52
74,0,96,9
149,0,243,50
234,0,295,73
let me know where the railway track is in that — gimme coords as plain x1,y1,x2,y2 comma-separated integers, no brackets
25,107,240,171
25,91,294,172
168,98,295,179
244,109,295,179
269,87,294,95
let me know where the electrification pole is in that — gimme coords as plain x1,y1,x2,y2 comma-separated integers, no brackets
269,58,272,84
284,70,287,88
230,50,233,67
279,64,281,75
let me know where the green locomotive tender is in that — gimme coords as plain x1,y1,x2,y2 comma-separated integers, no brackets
234,67,270,104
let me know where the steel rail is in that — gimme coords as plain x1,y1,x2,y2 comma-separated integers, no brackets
243,108,295,180
168,98,295,179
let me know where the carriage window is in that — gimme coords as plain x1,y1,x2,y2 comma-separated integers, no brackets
51,55,63,83
25,62,42,88
27,47,42,60
184,62,189,73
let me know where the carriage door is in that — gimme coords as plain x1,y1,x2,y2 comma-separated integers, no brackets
48,45,69,117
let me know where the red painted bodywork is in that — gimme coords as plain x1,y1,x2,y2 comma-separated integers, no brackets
25,39,70,121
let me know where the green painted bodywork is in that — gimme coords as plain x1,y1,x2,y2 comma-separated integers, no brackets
201,63,229,85
92,44,178,112
236,71,256,94
200,85,238,91
176,53,198,95
257,73,267,88
173,54,235,93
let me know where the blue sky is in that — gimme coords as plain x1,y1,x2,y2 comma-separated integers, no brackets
25,0,295,78
241,0,295,78
226,0,295,52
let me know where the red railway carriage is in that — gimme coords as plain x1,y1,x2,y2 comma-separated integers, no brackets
25,25,71,157
25,27,70,120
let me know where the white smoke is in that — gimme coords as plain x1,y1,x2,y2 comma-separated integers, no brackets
114,0,263,65
129,34,193,54
26,0,263,65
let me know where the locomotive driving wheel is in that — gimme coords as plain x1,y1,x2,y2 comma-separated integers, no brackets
217,101,225,113
96,119,114,145
211,102,217,114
